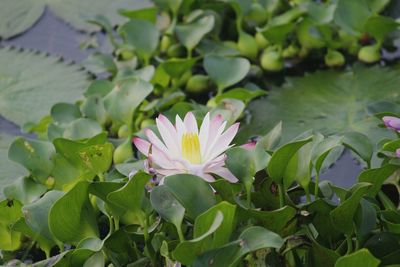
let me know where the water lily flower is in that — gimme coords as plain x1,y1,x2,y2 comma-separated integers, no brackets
133,112,239,183
382,116,400,132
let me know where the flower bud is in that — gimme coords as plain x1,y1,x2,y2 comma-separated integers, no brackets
260,49,284,72
358,45,381,63
238,32,259,60
324,50,345,67
382,116,400,132
186,75,212,93
113,139,132,164
255,32,269,49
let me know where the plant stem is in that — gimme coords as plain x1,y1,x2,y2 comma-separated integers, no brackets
278,183,285,208
98,172,105,182
176,225,185,242
114,216,120,231
346,235,353,254
314,172,320,198
21,241,36,262
305,187,311,204
246,185,252,209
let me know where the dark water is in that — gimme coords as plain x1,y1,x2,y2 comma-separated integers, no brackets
0,9,363,188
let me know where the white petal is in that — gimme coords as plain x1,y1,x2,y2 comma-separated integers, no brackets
133,137,151,156
210,167,238,183
207,123,239,160
145,129,169,154
149,146,177,170
156,115,180,157
175,114,186,143
203,120,227,160
157,168,182,176
201,173,216,182
204,154,226,170
183,112,198,134
199,113,210,157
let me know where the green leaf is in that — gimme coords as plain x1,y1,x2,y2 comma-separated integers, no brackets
163,174,216,220
238,66,400,144
103,78,153,126
82,52,117,76
343,132,373,167
0,199,23,250
49,182,99,244
119,19,160,62
365,15,399,42
77,142,113,175
0,133,29,200
23,190,64,241
204,55,250,91
176,15,215,52
330,182,372,234
312,136,343,174
194,202,236,248
172,211,224,265
8,137,55,183
0,47,89,126
51,103,82,125
119,7,158,23
256,122,282,151
194,226,284,267
3,176,47,204
335,249,380,267
63,118,103,140
107,171,151,225
213,88,266,104
334,0,373,36
0,0,45,39
309,240,340,267
267,135,313,184
150,185,185,235
160,58,197,79
358,164,398,196
245,206,297,234
354,198,377,237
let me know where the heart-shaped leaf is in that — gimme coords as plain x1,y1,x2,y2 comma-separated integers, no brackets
204,55,250,91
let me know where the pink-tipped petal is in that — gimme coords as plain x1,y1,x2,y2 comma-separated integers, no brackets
204,154,227,170
145,129,169,154
184,112,198,134
157,168,182,176
383,116,400,131
396,148,400,158
133,137,151,156
210,167,238,183
241,141,257,150
156,116,180,156
206,123,240,160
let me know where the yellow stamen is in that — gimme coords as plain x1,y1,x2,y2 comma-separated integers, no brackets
181,133,201,164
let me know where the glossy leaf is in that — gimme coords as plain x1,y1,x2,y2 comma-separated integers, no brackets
163,174,216,220
330,182,372,234
194,226,284,267
103,78,153,126
343,132,373,167
176,15,215,52
8,137,55,183
335,249,380,267
358,164,398,196
267,135,313,184
204,55,250,91
3,176,46,204
49,182,99,244
119,19,160,62
0,199,23,250
172,211,223,265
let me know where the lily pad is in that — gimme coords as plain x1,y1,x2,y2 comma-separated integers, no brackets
0,47,90,126
238,65,400,144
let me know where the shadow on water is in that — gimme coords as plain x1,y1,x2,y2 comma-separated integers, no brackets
0,8,363,187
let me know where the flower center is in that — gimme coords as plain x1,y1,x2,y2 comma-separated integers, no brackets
181,133,201,164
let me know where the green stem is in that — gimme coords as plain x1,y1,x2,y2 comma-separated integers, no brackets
346,235,353,254
114,216,120,231
216,85,225,96
143,217,149,242
21,241,36,262
246,182,252,209
108,216,114,236
314,172,320,199
187,48,193,59
278,183,285,208
176,225,185,242
305,187,311,204
98,172,105,182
